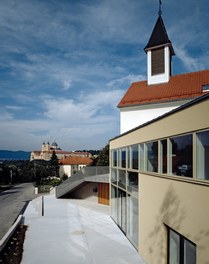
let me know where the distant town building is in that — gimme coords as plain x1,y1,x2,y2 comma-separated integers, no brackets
59,156,93,177
30,141,92,161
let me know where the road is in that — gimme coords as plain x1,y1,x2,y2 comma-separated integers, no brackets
0,183,38,240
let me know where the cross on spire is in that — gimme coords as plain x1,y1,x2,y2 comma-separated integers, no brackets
158,0,162,16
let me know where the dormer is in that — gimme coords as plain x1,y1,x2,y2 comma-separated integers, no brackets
144,15,175,85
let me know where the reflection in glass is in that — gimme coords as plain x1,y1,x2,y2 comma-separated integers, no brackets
118,170,126,189
132,145,138,170
111,185,117,222
118,189,126,233
169,230,180,264
127,171,138,194
112,150,117,167
171,135,192,177
111,169,117,185
121,148,126,168
139,144,144,171
146,141,158,172
127,195,138,248
197,130,209,180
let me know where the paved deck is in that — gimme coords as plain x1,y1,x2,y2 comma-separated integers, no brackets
21,195,146,264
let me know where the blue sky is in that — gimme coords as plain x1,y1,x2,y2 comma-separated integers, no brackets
0,0,209,151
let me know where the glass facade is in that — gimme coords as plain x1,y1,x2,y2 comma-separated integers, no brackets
111,129,209,253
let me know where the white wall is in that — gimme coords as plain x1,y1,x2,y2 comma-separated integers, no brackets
147,47,170,85
120,100,190,134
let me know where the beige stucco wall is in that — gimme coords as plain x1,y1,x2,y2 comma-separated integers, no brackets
110,97,209,263
110,99,209,149
139,174,209,263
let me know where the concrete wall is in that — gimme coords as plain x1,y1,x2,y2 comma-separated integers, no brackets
71,182,98,203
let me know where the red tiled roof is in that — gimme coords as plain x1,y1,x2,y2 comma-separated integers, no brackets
59,156,93,165
117,70,209,108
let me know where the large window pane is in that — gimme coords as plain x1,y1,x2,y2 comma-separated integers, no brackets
118,189,126,233
111,185,117,222
161,139,167,173
118,170,126,189
132,145,138,170
197,130,209,180
171,135,192,177
111,169,117,185
112,150,117,167
127,195,138,248
127,171,138,195
146,141,158,172
139,144,144,171
121,148,126,168
184,239,196,264
169,230,180,264
127,147,131,169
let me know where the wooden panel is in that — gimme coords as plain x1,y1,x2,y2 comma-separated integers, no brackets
98,183,110,205
151,48,165,75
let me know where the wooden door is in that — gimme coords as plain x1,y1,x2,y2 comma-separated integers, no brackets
98,183,109,205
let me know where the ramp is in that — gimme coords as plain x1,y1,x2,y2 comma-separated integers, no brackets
56,166,109,198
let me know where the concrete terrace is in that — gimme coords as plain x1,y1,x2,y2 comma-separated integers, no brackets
21,194,146,264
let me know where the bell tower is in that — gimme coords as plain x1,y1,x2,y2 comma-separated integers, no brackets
144,1,175,85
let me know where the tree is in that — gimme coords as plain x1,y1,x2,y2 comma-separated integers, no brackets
96,144,109,166
50,150,59,177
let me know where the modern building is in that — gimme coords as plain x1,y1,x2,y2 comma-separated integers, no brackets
109,6,209,264
59,156,93,177
30,141,92,161
110,94,209,263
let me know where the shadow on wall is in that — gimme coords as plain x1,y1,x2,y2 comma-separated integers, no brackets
146,184,186,264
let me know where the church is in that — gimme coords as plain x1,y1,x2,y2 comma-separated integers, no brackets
109,3,209,264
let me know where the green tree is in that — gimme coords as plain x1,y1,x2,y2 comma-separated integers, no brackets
50,150,59,177
96,144,109,166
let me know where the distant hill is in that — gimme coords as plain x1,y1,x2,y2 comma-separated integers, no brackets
0,150,31,160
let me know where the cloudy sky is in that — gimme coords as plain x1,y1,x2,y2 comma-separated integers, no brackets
0,0,209,151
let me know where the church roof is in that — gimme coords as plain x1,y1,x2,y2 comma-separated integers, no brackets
117,70,209,108
144,15,175,55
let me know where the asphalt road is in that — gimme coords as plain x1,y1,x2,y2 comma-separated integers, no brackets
0,183,38,240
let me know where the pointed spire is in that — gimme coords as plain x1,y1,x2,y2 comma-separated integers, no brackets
144,15,175,55
158,0,162,16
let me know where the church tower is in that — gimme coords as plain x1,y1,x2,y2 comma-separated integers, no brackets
144,1,175,85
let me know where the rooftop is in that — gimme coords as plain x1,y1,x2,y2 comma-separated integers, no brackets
59,156,93,165
118,70,209,108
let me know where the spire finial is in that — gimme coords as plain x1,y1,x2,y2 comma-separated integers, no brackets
158,0,162,16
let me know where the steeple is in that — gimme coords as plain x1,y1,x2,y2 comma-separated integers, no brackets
144,2,175,85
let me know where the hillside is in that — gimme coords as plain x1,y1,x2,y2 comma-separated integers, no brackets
0,150,31,160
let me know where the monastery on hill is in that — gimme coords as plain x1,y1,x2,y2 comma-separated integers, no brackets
30,141,92,161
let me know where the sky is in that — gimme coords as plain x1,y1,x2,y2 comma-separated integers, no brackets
0,0,209,151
